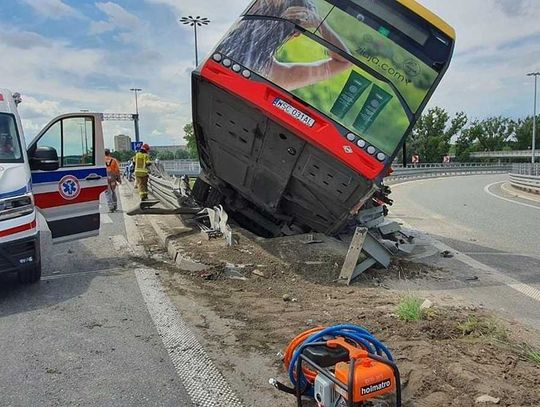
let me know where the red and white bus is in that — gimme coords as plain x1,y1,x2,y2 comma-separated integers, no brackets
191,0,455,237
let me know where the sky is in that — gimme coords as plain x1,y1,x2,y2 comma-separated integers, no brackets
1,0,539,149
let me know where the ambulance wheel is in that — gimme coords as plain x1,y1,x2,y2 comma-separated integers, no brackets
18,261,42,284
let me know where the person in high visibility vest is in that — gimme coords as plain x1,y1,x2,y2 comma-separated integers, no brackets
104,149,121,211
134,144,152,201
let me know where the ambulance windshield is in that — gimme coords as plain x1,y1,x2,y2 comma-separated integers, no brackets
0,114,23,163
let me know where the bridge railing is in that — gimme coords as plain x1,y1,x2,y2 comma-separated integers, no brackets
160,160,201,177
509,164,540,194
387,163,511,181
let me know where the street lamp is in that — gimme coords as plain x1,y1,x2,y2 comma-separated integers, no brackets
527,72,539,164
179,16,210,66
130,88,142,142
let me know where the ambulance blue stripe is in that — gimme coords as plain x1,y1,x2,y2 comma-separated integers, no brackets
32,167,107,184
0,185,29,200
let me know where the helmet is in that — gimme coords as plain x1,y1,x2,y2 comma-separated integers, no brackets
141,143,150,152
104,148,111,155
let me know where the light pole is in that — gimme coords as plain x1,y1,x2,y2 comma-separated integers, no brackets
179,16,210,66
527,72,539,164
130,88,142,142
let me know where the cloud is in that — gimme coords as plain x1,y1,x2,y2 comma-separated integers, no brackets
5,0,540,151
21,0,81,20
91,2,141,34
0,30,52,49
494,0,534,16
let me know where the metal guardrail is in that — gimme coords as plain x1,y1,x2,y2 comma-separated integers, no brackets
160,160,201,177
147,165,183,208
470,150,534,159
511,163,540,176
509,164,540,194
147,161,512,197
387,163,511,181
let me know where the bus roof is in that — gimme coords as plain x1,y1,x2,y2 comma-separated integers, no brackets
397,0,455,40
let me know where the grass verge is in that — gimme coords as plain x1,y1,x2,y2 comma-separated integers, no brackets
396,296,424,322
456,316,508,341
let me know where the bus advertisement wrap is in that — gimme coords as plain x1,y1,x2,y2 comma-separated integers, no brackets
217,0,441,155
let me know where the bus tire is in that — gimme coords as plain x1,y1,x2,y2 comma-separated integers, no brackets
18,261,42,284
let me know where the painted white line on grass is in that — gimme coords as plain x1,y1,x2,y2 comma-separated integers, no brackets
484,181,540,210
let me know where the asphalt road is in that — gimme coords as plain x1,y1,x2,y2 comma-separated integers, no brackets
390,174,540,329
0,193,194,406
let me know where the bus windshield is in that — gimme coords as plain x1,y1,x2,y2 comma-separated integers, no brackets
0,113,23,163
217,0,451,156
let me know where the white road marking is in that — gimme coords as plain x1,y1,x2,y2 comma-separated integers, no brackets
501,182,540,204
101,214,113,224
135,268,244,407
118,185,244,407
43,268,125,281
400,220,540,305
484,181,540,210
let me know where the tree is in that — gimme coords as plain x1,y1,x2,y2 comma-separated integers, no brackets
183,123,198,159
513,116,540,150
455,122,482,162
475,117,515,152
111,150,135,162
157,151,174,160
409,107,467,163
175,149,189,159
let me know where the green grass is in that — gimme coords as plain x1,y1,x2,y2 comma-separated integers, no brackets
396,296,424,322
456,316,507,341
517,343,540,365
527,349,540,364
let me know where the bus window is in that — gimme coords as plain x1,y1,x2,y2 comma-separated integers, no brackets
217,0,452,157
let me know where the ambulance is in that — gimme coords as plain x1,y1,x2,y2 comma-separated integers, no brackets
0,89,107,283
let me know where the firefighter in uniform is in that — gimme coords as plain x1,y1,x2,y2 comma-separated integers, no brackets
134,144,151,201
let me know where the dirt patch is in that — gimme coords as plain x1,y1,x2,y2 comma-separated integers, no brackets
154,227,540,407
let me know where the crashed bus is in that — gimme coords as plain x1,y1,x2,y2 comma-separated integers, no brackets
191,0,455,237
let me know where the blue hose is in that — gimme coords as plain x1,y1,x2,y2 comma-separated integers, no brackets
287,324,394,393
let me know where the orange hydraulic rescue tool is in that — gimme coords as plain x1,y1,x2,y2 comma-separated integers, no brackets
273,325,401,406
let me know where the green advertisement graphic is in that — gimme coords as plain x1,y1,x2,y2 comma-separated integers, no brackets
218,0,446,155
353,85,393,134
330,71,371,119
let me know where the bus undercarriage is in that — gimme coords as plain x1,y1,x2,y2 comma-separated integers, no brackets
192,77,376,238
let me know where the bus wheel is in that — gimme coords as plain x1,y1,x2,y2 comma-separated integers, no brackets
18,261,42,284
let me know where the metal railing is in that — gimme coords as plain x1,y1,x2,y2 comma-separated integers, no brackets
145,160,528,214
147,164,184,208
160,160,201,177
511,163,540,176
387,163,511,181
470,150,534,158
509,164,540,194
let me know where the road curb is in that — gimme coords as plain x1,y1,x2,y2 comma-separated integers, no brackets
146,215,208,271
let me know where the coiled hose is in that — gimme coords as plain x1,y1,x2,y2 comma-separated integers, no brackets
283,324,394,395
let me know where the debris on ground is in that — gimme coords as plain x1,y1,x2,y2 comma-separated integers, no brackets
475,395,501,404
148,220,540,407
